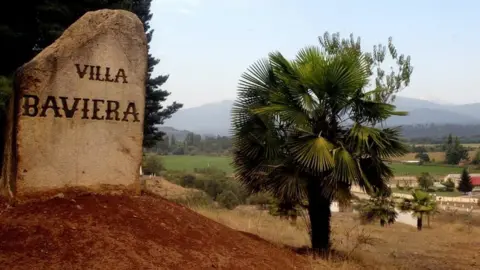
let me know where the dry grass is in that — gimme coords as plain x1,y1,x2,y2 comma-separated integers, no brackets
149,177,480,270
193,206,480,270
143,176,205,200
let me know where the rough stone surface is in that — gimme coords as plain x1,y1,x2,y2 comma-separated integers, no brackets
0,9,147,200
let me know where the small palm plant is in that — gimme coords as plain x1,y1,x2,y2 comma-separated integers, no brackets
398,190,437,231
355,188,397,227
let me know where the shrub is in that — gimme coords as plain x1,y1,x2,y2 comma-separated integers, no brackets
246,192,274,206
181,174,196,188
142,154,164,175
442,179,455,192
216,190,240,209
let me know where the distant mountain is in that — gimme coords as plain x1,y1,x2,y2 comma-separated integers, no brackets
163,100,233,136
161,96,480,138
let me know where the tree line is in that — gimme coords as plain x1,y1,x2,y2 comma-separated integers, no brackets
147,132,232,156
401,124,480,143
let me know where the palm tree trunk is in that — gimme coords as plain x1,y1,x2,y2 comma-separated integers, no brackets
427,214,430,228
307,179,331,253
417,215,423,231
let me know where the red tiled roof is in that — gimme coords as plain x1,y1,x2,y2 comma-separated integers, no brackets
471,176,480,186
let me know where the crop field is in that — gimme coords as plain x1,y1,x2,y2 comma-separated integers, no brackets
161,155,480,177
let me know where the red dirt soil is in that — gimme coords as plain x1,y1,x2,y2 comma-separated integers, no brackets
0,191,309,270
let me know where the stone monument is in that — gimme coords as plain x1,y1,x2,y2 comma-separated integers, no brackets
0,9,147,200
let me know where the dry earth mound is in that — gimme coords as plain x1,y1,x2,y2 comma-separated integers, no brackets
0,191,309,270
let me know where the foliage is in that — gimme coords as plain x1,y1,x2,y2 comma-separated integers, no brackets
444,134,469,165
146,132,232,156
417,172,434,191
398,190,437,231
231,32,412,251
0,76,12,170
181,174,196,188
216,190,240,209
415,152,430,163
441,178,455,192
246,192,274,208
268,199,303,219
471,150,480,165
458,168,473,193
164,167,248,209
142,154,164,175
355,188,397,227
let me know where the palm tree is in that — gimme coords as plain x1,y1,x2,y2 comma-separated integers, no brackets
355,188,397,227
398,190,437,231
231,32,412,252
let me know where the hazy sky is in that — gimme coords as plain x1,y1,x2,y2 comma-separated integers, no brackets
150,0,480,108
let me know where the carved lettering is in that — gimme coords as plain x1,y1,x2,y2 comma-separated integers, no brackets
75,64,89,79
115,69,128,83
20,95,140,123
95,66,105,81
106,100,120,121
92,99,105,120
89,66,95,80
74,64,128,83
81,99,90,119
105,67,115,82
39,96,62,117
22,95,40,116
122,102,139,122
59,96,81,118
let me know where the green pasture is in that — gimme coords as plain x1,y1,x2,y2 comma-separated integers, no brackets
161,155,480,177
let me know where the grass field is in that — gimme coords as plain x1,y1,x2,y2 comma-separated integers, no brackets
161,155,479,177
162,155,234,174
393,151,477,162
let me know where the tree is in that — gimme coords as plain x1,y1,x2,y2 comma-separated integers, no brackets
232,32,412,252
355,188,397,227
471,150,480,165
444,134,468,165
417,172,434,191
415,152,430,163
216,190,240,210
125,0,183,147
441,178,455,192
398,190,437,231
458,168,473,193
142,154,164,175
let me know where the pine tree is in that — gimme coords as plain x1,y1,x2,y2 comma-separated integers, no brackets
126,0,183,148
458,168,473,193
445,135,468,165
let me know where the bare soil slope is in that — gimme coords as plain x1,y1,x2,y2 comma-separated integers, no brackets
0,191,308,270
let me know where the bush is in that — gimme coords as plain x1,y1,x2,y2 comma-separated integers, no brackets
216,190,240,209
181,174,196,188
246,192,274,206
142,154,164,175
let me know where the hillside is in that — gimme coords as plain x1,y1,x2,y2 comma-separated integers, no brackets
162,96,480,139
0,190,309,270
